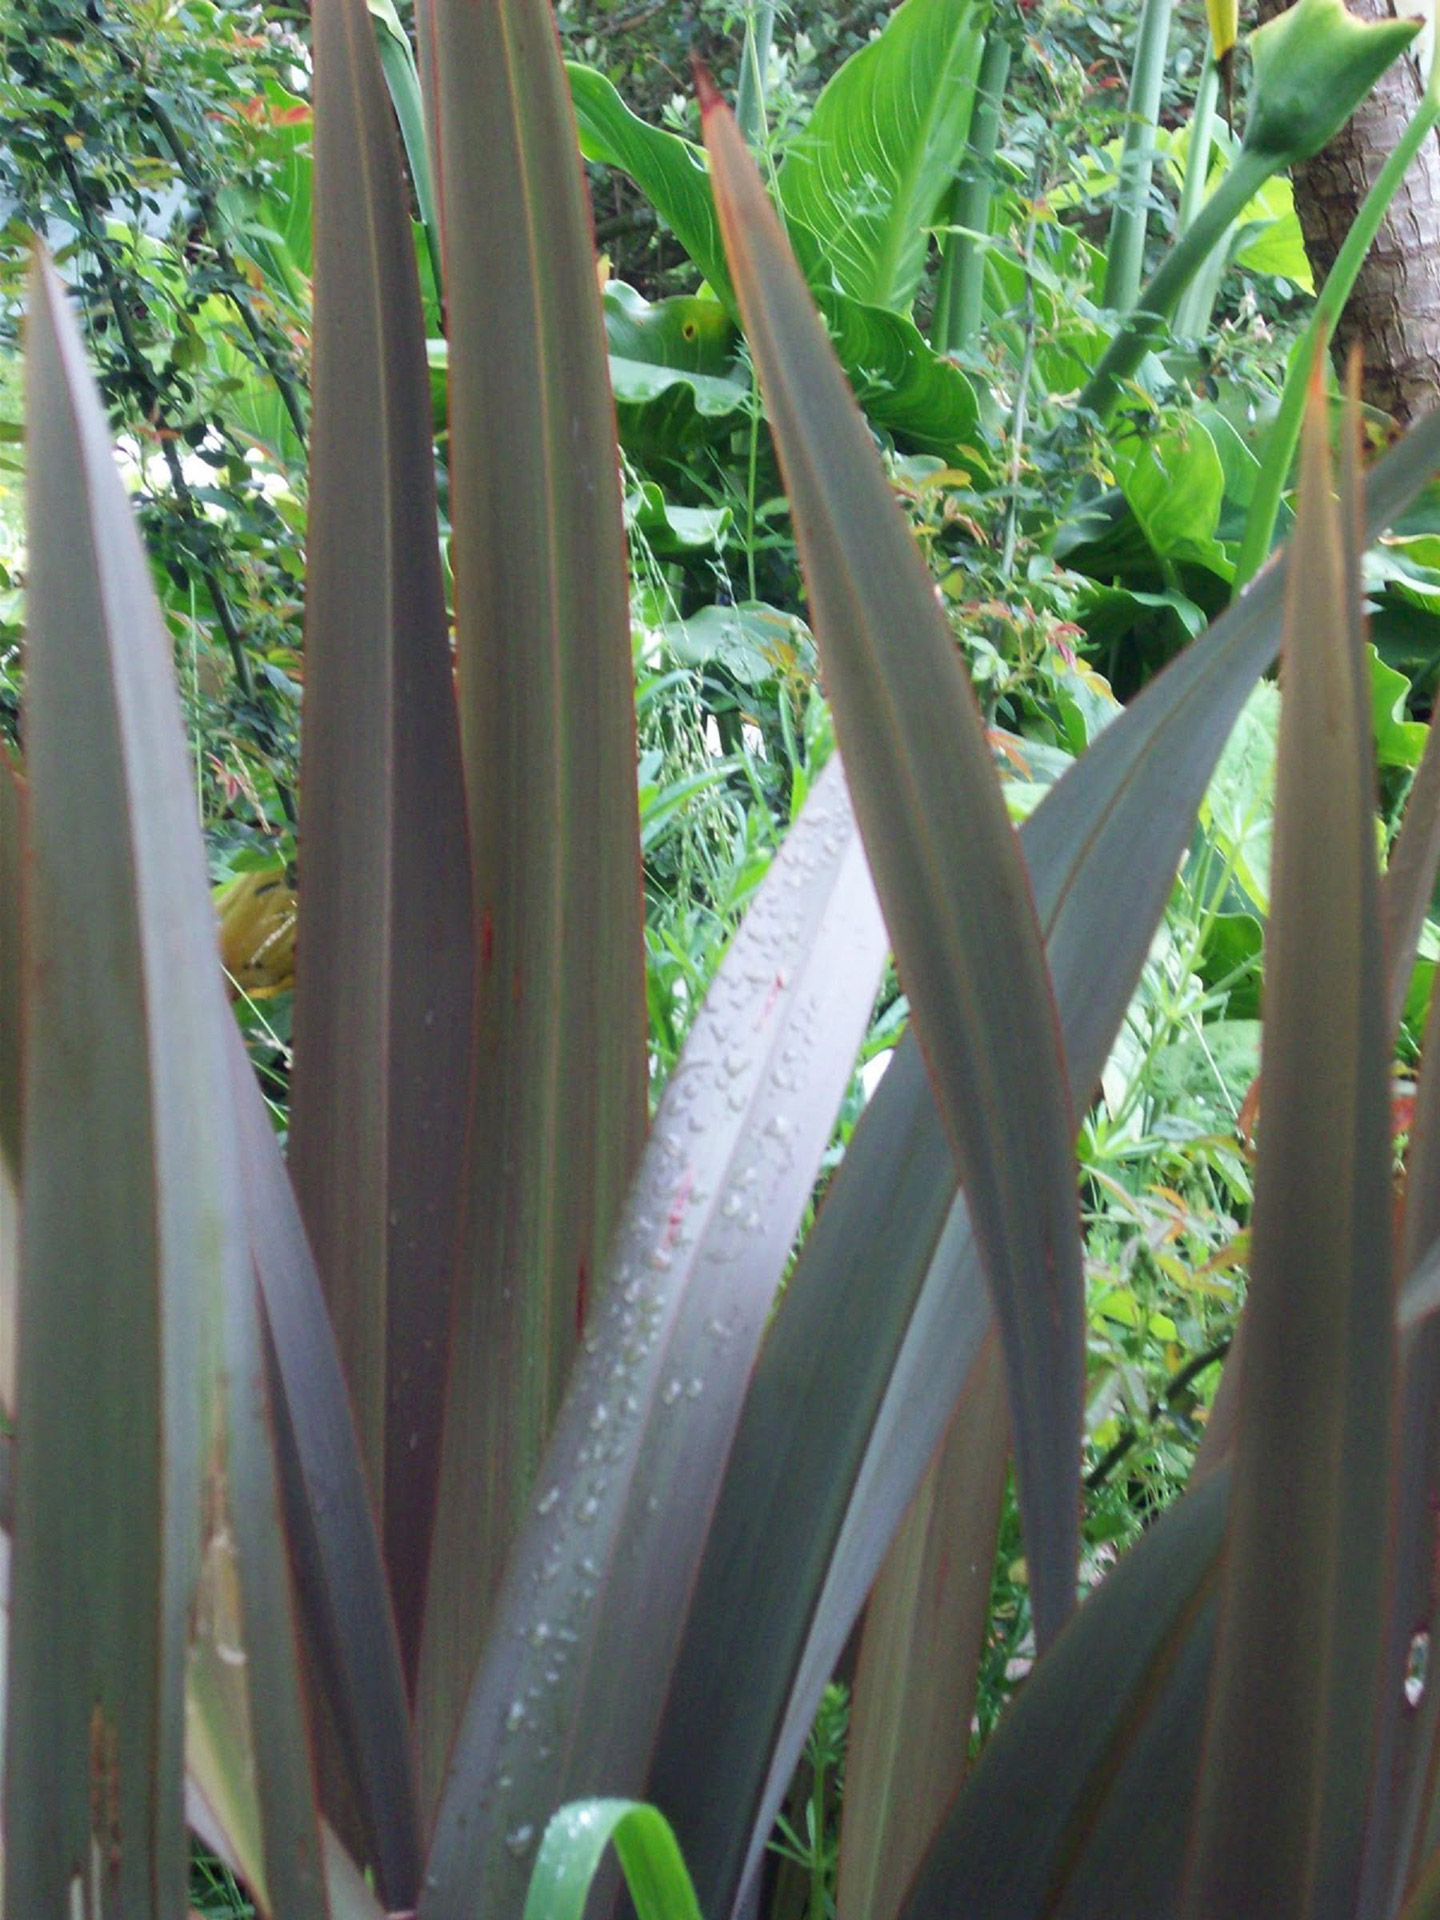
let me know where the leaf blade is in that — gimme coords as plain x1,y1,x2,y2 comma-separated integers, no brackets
703,69,1084,1652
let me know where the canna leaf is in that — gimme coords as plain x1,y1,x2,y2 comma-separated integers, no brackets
1183,375,1394,1917
414,0,649,1811
418,762,888,1920
289,0,474,1690
702,64,1085,1652
775,0,987,313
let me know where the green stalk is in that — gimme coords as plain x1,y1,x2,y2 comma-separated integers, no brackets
737,0,778,149
1234,78,1440,591
1077,143,1274,422
933,31,1012,354
1177,54,1221,239
1102,0,1176,314
1171,54,1226,340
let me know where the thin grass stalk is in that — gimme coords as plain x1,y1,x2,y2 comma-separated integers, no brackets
1102,0,1176,314
933,30,1011,355
1234,70,1440,591
737,0,778,149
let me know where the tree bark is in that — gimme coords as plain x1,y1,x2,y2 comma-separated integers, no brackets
1256,0,1440,424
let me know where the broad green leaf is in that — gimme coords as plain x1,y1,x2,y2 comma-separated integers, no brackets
1372,644,1429,770
1112,414,1228,575
414,0,649,1812
417,763,888,1920
775,0,987,313
665,406,1440,1920
521,1801,704,1920
568,64,733,302
808,282,982,458
835,1338,1008,1920
603,281,738,373
1200,680,1278,914
0,749,18,1181
900,1469,1228,1918
703,67,1085,1652
571,67,980,458
11,253,323,1920
1184,383,1394,1917
289,0,474,1689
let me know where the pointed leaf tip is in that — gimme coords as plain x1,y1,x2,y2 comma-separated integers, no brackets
692,58,723,117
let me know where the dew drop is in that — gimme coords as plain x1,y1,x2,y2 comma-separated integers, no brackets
505,1825,535,1859
685,1377,704,1399
505,1700,526,1733
577,1495,600,1523
661,1378,682,1407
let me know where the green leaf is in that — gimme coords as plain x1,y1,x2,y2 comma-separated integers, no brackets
660,602,814,686
704,67,1084,1653
521,1801,704,1920
568,64,733,304
775,0,987,313
809,282,982,458
1184,381,1394,1917
414,0,650,1813
604,280,738,372
1112,414,1228,574
417,763,888,1920
367,0,443,296
11,251,323,1920
1372,642,1428,769
290,0,475,1702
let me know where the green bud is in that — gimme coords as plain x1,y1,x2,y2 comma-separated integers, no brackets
1242,0,1420,168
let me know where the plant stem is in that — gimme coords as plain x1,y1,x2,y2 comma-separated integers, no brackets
1076,145,1274,424
1177,54,1221,239
1234,84,1440,592
737,0,778,149
933,31,1011,355
1000,155,1045,581
1102,0,1176,315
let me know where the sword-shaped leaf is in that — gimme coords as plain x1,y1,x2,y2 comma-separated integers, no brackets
288,0,474,1684
657,407,1440,1920
235,1028,420,1908
702,66,1085,1655
1184,375,1395,1918
418,762,888,1920
10,253,323,1920
413,0,649,1807
0,748,18,1182
835,1337,1008,1920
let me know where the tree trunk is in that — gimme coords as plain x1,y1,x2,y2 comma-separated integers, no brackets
1256,0,1440,424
